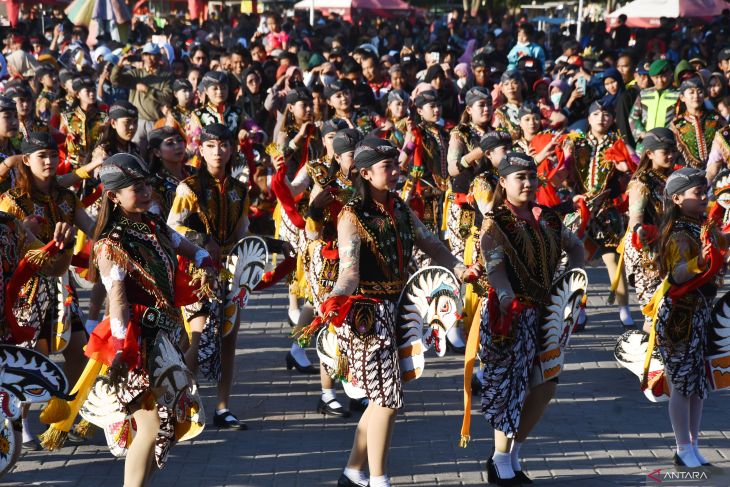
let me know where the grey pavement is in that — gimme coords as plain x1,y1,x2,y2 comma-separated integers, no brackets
5,264,730,486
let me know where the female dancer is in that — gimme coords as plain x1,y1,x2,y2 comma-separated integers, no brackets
378,89,410,147
567,100,635,327
493,70,525,140
477,152,584,485
168,123,251,429
645,167,720,468
146,126,195,217
446,86,493,261
275,87,323,329
0,133,95,383
299,128,362,417
86,152,216,486
670,78,725,171
326,138,480,487
624,128,675,332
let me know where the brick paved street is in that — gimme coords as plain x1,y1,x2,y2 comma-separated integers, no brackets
5,265,730,486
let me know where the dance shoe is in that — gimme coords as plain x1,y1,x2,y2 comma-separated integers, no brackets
486,458,521,486
22,438,42,451
317,398,351,418
213,411,248,430
471,375,482,395
337,473,368,486
514,470,533,484
285,352,318,374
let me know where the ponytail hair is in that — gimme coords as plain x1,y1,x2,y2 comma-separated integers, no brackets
86,193,115,283
658,199,682,276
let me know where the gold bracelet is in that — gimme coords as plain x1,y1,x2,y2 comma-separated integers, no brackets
74,167,91,179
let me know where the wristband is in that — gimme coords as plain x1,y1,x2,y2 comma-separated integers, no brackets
288,140,299,151
74,167,91,179
459,156,471,169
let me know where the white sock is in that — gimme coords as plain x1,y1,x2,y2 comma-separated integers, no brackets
21,417,33,443
369,474,391,487
577,307,586,325
676,443,701,467
288,308,301,325
84,319,99,335
447,326,465,347
343,468,368,486
321,388,337,403
510,441,523,471
492,451,515,479
290,342,312,367
692,439,709,465
619,306,634,326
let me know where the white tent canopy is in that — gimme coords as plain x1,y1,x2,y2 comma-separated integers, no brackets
607,0,729,28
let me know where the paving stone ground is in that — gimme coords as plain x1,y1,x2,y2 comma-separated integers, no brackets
5,264,730,486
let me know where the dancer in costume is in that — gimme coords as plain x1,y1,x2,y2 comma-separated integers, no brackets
492,70,525,140
444,86,494,352
0,215,74,454
60,77,108,170
187,71,264,155
475,152,584,485
670,78,725,172
168,123,252,429
147,126,195,217
0,133,95,383
566,100,635,327
0,95,23,193
326,138,480,487
92,101,141,162
85,153,215,486
324,79,379,135
643,167,720,468
5,84,50,138
298,128,362,417
273,87,325,366
446,86,494,260
399,89,449,270
274,87,323,331
624,128,675,332
377,89,410,147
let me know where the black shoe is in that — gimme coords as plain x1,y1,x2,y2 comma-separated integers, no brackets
285,351,318,374
22,439,42,451
66,430,86,445
514,470,533,484
213,411,248,430
349,397,369,412
486,457,520,486
317,398,351,418
471,375,482,395
574,316,588,333
672,453,704,468
337,473,367,487
446,338,466,354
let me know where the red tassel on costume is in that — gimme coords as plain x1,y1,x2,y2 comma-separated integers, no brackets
271,168,306,229
575,198,590,238
85,312,141,370
70,241,92,269
5,240,60,343
668,229,724,300
318,295,379,328
631,224,659,250
486,288,525,338
240,138,257,189
254,255,296,291
173,256,200,307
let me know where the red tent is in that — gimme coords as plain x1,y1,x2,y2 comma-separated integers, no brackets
293,0,416,21
607,0,730,29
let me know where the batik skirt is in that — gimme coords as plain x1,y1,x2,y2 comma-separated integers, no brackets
478,298,541,438
623,230,662,329
332,299,403,409
654,293,709,398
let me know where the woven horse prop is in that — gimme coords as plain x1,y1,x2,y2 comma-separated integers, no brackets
396,266,463,382
0,346,72,476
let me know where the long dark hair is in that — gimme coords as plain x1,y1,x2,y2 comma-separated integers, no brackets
657,200,682,276
86,193,115,283
491,180,507,209
15,154,58,198
350,170,373,211
94,122,127,155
